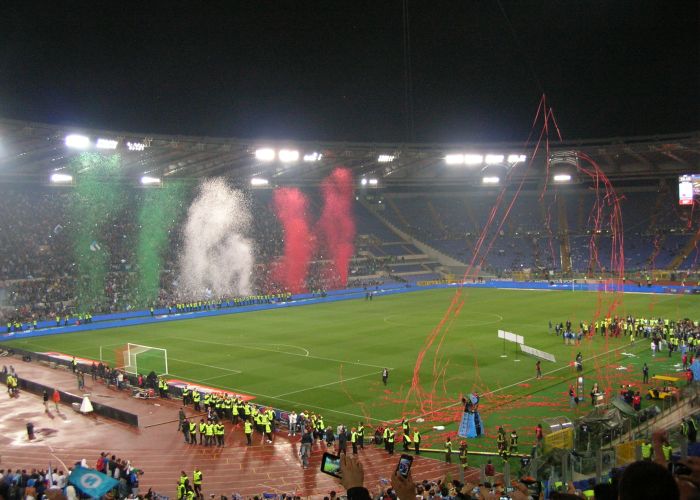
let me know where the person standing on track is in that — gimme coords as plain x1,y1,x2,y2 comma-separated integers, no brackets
192,468,202,499
382,368,389,385
535,360,542,379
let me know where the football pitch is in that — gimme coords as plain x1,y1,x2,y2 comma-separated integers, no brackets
4,287,696,432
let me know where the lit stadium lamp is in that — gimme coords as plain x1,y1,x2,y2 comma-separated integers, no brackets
65,134,90,149
360,178,368,186
140,176,161,186
482,176,500,184
250,177,269,186
368,178,379,185
377,154,395,163
553,173,572,182
464,154,484,165
255,148,276,161
50,173,73,184
507,154,526,164
445,154,464,165
484,154,504,165
278,149,299,163
127,141,146,151
96,138,118,150
303,152,322,162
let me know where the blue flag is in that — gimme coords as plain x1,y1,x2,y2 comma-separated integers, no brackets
69,466,119,498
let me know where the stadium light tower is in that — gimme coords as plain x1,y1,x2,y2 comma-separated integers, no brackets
508,154,526,164
484,154,504,165
250,177,269,186
553,173,572,182
255,148,276,161
464,154,484,165
65,134,90,149
50,173,73,184
445,154,465,165
278,149,300,163
482,176,500,184
377,154,395,163
96,138,118,150
140,176,161,186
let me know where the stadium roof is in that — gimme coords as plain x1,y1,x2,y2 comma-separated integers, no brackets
1,118,698,188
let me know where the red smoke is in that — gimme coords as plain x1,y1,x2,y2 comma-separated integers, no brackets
272,188,314,293
317,168,356,286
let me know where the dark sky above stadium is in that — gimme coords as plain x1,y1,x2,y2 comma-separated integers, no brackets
1,1,698,143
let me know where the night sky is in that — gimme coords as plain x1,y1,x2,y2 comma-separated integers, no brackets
0,1,698,143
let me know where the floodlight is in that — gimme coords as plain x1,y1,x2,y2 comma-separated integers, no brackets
360,178,368,186
553,174,572,182
464,154,483,165
140,176,161,185
50,173,73,184
377,154,395,163
445,154,464,165
482,176,500,184
96,138,118,150
507,154,526,164
303,152,322,162
279,149,299,163
484,154,504,165
368,178,379,185
127,142,145,151
255,148,276,161
250,177,269,186
65,134,90,149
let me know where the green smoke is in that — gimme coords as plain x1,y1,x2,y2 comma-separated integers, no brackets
135,181,186,306
68,153,125,311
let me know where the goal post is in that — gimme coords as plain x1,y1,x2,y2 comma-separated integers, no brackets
114,343,169,376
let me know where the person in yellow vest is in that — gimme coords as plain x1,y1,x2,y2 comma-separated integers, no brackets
413,429,421,454
444,437,452,463
662,441,673,462
459,441,468,470
497,426,506,452
383,426,390,451
231,399,240,424
176,481,186,500
205,420,215,446
189,420,197,446
192,391,201,412
641,440,653,461
243,402,251,421
185,485,195,500
357,422,365,450
402,418,411,451
387,428,395,455
264,415,273,443
192,468,202,499
198,419,206,445
509,430,518,453
216,421,225,446
244,420,253,446
351,427,358,454
179,471,188,487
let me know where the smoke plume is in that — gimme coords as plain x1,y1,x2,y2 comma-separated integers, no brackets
317,168,356,286
272,188,314,293
178,178,254,297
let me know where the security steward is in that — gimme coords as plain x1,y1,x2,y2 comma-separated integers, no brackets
244,420,253,445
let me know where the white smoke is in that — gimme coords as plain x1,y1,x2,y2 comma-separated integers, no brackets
178,178,254,297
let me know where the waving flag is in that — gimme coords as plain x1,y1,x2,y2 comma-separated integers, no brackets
69,466,118,498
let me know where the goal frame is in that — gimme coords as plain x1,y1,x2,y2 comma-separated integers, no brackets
115,343,169,376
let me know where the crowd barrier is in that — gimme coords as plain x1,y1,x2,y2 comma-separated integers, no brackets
0,363,139,427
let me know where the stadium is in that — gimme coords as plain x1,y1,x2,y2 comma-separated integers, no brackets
1,3,699,500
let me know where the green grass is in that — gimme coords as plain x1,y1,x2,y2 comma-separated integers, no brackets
4,288,696,441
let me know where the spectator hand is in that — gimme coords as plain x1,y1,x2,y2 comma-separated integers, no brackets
339,453,364,491
390,470,416,500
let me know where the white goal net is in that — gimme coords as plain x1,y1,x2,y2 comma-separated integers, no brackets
117,343,169,375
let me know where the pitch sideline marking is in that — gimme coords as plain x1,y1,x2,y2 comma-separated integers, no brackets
168,357,242,374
